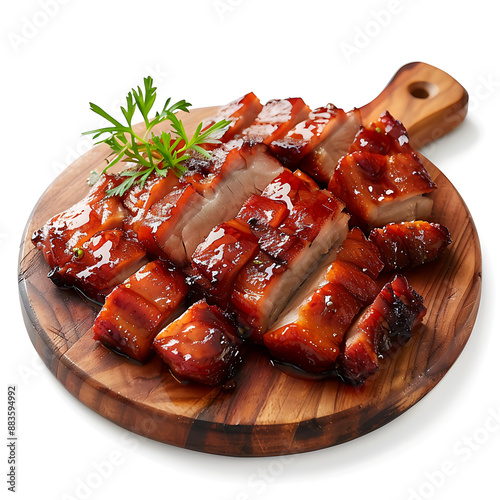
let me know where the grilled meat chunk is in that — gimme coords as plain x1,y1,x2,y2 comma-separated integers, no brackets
32,174,128,269
328,112,437,229
153,300,242,386
48,229,148,303
369,220,452,271
339,275,427,385
93,260,188,361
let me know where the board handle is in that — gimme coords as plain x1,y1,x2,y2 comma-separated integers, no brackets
359,62,469,148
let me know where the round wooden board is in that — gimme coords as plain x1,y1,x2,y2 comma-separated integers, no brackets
18,63,481,456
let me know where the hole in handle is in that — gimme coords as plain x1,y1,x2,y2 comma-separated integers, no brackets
408,81,439,99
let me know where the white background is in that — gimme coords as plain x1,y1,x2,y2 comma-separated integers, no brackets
2,1,499,499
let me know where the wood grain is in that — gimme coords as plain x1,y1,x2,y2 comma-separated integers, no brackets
18,63,480,456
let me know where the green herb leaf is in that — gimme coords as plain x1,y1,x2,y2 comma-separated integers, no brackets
83,76,231,196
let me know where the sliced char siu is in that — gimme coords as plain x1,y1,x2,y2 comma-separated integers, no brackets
48,229,148,303
33,90,444,389
200,92,263,143
188,218,260,309
138,143,283,266
93,260,188,361
339,274,427,385
238,98,311,144
122,170,182,235
230,170,349,342
349,110,414,155
369,220,452,271
328,112,437,229
32,174,129,270
270,107,361,185
153,300,242,386
136,143,284,266
187,169,349,343
263,228,383,374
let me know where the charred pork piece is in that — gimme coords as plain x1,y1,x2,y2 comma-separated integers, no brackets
32,174,128,270
239,98,311,145
369,220,452,271
230,170,349,342
328,111,437,229
153,300,242,386
264,230,381,374
339,274,427,385
48,229,148,303
201,92,263,143
93,260,188,362
270,107,361,185
136,143,283,266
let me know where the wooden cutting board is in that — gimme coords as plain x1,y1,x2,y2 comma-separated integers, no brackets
18,62,480,457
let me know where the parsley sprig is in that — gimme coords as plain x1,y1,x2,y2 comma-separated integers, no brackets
83,76,230,197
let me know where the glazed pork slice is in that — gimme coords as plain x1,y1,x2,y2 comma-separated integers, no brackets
32,174,129,270
200,92,263,143
238,98,311,145
153,300,242,386
263,228,383,374
328,111,437,229
369,220,452,271
339,274,427,385
93,260,188,362
47,229,148,303
329,151,436,229
122,170,182,234
228,170,350,342
334,227,385,279
188,218,260,308
137,142,284,265
270,107,361,185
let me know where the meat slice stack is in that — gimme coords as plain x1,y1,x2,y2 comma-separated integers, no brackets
32,174,147,302
133,143,285,266
187,169,349,342
264,228,383,374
